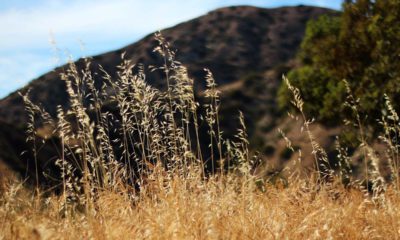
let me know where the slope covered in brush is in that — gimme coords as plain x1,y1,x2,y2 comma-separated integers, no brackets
0,5,335,182
0,6,333,124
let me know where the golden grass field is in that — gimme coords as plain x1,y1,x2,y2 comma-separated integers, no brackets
2,173,400,239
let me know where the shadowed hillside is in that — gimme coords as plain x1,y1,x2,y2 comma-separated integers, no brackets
0,5,335,183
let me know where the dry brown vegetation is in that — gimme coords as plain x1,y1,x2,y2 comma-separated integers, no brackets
1,33,400,239
2,175,400,239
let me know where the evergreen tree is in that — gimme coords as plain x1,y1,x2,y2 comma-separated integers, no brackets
279,0,400,128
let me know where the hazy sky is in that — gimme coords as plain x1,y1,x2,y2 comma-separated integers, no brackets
0,0,342,97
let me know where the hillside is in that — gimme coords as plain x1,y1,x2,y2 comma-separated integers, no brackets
0,5,335,183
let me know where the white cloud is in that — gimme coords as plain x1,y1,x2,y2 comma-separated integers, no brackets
0,0,222,50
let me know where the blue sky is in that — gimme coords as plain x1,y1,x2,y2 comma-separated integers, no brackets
0,0,342,98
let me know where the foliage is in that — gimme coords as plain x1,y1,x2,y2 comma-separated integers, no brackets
279,0,400,129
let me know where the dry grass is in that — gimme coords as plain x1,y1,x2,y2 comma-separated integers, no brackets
2,176,400,239
1,33,400,239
